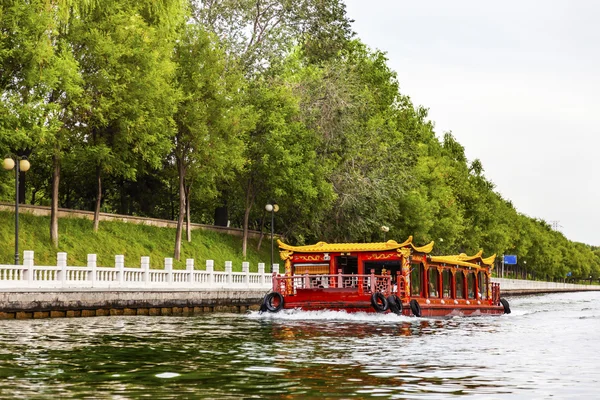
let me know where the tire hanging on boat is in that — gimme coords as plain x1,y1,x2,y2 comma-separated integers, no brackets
500,298,511,314
263,292,284,313
370,292,389,313
387,295,403,315
409,299,422,317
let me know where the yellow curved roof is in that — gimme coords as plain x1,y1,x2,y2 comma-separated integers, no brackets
277,236,434,254
430,251,496,269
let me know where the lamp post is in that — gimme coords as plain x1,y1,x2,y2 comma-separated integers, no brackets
3,155,31,265
265,203,279,273
380,225,389,241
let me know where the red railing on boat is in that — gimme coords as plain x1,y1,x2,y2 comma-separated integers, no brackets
272,269,393,297
492,282,501,304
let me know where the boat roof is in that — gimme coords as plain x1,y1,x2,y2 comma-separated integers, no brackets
430,250,496,269
277,236,434,254
278,237,496,270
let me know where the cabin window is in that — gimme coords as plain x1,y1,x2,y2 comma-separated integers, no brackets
410,263,423,296
455,272,465,299
428,268,439,298
467,271,476,299
478,271,488,299
442,269,452,298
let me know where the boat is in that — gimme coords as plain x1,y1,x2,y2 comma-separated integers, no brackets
260,236,510,317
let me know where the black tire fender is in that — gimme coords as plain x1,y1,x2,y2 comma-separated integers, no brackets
387,295,403,315
409,299,422,317
264,292,284,313
500,298,511,314
371,292,389,313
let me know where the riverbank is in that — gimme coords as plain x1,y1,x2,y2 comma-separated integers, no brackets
492,277,600,296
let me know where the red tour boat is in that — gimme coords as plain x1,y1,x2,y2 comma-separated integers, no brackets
260,237,510,317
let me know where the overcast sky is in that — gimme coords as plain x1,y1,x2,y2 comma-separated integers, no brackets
344,0,599,246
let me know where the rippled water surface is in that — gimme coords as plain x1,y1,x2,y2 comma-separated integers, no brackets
0,291,599,399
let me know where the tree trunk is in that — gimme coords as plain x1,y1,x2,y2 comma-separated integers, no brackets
242,181,254,259
257,208,266,250
174,158,186,261
50,154,60,247
93,165,102,232
185,184,191,242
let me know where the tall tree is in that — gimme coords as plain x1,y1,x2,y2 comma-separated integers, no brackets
0,0,83,247
193,0,353,228
67,0,184,233
236,75,331,257
171,24,248,260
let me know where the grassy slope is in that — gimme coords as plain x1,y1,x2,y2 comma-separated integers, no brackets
0,211,273,271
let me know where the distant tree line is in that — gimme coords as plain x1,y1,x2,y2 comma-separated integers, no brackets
1,0,598,281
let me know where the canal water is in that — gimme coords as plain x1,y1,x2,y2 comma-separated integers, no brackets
0,291,598,399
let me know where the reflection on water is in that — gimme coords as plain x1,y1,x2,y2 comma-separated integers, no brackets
0,292,599,398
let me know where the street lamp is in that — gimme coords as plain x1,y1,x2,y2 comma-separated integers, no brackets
265,203,279,273
3,155,30,265
380,225,389,241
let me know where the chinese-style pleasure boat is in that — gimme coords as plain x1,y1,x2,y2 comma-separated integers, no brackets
260,237,510,317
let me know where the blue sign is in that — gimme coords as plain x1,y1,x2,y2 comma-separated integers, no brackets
503,255,517,265
567,272,572,277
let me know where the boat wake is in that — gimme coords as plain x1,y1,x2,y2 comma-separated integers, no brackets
247,308,413,322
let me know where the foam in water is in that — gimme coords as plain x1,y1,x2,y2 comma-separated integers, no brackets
247,308,413,322
155,372,180,379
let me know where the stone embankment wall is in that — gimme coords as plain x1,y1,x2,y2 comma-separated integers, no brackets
493,277,600,296
0,289,267,319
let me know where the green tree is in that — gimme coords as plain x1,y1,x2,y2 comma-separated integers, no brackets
234,77,325,257
0,0,83,247
66,0,184,233
171,24,248,260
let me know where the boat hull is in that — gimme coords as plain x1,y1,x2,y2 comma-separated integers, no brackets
279,288,506,317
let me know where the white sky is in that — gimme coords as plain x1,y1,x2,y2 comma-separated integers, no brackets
344,0,599,246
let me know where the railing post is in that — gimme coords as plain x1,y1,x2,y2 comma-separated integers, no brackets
87,254,97,287
242,262,250,285
23,250,34,286
272,263,279,274
116,255,124,286
338,268,343,288
186,259,194,284
225,261,232,284
142,256,150,285
258,263,265,285
57,252,67,286
206,260,214,285
370,269,375,293
165,258,173,284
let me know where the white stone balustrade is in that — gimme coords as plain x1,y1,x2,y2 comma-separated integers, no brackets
0,251,279,290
